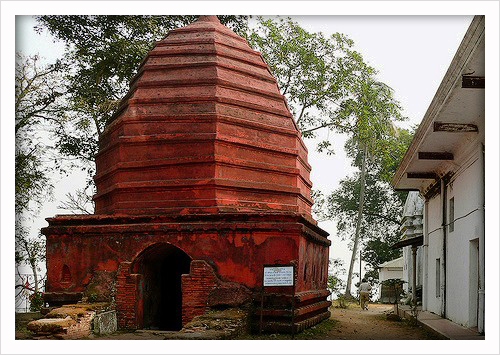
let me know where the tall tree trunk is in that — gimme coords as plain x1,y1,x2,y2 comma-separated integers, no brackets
30,259,39,294
344,144,368,297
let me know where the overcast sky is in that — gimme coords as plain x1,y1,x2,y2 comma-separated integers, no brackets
14,15,473,288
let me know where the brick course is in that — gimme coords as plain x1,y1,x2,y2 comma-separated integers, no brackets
116,262,143,330
181,260,218,325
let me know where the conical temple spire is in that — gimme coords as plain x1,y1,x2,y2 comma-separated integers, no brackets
196,15,220,23
94,14,314,217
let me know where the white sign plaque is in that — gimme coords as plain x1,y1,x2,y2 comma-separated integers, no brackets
263,266,294,286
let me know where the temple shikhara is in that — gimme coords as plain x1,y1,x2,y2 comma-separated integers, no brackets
42,15,331,333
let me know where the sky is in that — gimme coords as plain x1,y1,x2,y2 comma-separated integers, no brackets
14,14,473,292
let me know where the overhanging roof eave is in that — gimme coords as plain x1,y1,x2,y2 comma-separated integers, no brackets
390,16,485,190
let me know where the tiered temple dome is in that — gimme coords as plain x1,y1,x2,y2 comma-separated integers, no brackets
93,15,314,216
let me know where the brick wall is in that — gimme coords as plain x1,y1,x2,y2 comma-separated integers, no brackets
116,262,143,330
116,259,219,329
181,260,219,325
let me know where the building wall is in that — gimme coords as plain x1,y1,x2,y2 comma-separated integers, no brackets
402,246,423,293
423,146,483,328
423,193,443,316
402,246,410,292
43,214,331,330
444,148,483,327
378,267,403,302
379,268,403,283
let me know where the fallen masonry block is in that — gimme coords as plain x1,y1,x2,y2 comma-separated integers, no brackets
93,311,117,335
26,303,113,339
27,317,76,335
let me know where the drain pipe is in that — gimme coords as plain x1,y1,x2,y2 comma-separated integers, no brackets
478,143,485,333
441,178,447,319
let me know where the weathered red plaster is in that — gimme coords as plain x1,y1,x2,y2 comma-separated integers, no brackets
42,15,331,332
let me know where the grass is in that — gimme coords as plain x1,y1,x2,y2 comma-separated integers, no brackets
15,312,42,339
331,299,359,309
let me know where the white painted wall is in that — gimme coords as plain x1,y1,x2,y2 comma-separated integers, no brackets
403,246,410,292
444,147,483,328
402,245,423,293
379,267,403,282
378,266,403,302
423,145,484,328
423,193,443,316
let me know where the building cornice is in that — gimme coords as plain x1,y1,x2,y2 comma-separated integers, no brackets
391,15,485,189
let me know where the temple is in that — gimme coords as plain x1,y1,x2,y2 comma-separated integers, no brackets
42,15,331,333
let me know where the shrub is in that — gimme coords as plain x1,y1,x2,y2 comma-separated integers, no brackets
29,292,44,312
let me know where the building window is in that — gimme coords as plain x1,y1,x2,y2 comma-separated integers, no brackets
449,197,455,232
436,258,440,298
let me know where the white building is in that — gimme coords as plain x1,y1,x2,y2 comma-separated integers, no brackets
377,257,403,303
400,192,424,299
391,16,484,333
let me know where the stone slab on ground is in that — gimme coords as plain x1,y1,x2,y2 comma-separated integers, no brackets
26,303,113,339
397,305,484,340
27,316,76,335
93,311,117,335
180,308,249,337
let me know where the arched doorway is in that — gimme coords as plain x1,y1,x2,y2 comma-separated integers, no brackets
132,243,191,330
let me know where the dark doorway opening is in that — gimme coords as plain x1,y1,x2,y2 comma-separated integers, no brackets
133,243,191,330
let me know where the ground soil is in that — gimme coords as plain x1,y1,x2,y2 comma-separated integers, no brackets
326,303,442,340
237,302,442,340
16,302,443,340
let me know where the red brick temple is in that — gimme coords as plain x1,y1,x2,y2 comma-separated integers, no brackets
42,15,331,333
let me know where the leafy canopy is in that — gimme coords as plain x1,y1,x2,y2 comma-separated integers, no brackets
15,54,64,296
15,53,67,215
247,17,378,153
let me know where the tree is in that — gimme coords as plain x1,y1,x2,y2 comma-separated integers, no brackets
334,78,406,297
15,53,67,214
327,258,346,300
247,17,374,152
327,127,413,296
362,235,403,278
15,228,47,311
15,53,67,306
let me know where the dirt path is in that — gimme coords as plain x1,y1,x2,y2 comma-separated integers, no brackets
327,303,441,340
17,304,442,340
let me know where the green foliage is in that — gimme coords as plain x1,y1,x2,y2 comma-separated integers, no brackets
15,54,62,301
327,258,346,297
15,53,67,215
336,79,405,146
29,292,44,312
325,125,414,287
344,126,415,185
247,17,375,147
311,189,327,221
362,236,402,275
334,295,349,309
326,168,404,241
